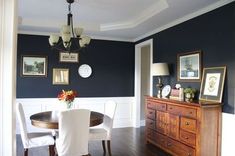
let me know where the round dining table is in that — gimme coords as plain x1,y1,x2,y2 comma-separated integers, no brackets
30,111,104,129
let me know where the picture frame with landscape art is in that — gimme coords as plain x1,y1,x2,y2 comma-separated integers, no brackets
21,55,47,77
199,66,226,103
177,50,202,82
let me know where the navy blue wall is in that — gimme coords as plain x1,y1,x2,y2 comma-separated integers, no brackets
136,2,235,113
17,35,135,98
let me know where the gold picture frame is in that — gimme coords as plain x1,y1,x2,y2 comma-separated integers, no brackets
52,68,69,85
199,66,226,103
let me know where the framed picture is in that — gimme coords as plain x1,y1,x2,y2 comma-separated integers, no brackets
199,66,226,103
52,68,69,85
59,52,79,63
177,50,202,82
21,55,47,77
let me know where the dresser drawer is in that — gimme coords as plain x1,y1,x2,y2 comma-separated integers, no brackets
167,105,181,115
155,103,166,111
146,119,155,130
147,101,155,110
167,138,195,156
146,128,156,142
180,117,197,133
167,104,197,118
181,107,197,118
155,132,167,148
180,130,196,146
146,109,156,120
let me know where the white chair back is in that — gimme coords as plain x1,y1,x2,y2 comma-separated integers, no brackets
16,103,29,148
104,100,117,119
103,101,117,138
56,109,90,156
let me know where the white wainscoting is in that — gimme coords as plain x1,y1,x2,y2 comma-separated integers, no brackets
16,97,134,134
221,113,235,156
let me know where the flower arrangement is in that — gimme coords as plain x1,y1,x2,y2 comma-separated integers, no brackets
183,88,196,94
183,87,196,102
57,90,77,109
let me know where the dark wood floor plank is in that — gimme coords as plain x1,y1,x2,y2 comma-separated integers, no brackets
17,127,171,156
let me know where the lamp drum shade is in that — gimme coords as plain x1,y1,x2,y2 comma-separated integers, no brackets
152,63,169,76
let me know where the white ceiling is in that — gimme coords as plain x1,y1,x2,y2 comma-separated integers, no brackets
18,0,234,41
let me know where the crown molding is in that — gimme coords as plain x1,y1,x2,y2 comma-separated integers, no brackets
18,30,133,42
100,0,168,31
133,0,235,42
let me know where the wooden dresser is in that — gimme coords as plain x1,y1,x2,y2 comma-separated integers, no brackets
145,96,221,156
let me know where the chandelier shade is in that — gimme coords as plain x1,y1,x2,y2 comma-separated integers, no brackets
49,0,91,52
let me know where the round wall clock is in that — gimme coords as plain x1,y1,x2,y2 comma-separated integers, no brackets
161,85,171,98
78,64,92,78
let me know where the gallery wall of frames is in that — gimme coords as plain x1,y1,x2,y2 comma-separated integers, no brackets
17,35,135,98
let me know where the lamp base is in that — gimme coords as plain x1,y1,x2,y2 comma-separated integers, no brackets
157,90,162,98
156,84,163,98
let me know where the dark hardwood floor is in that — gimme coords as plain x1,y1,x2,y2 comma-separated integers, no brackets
17,127,171,156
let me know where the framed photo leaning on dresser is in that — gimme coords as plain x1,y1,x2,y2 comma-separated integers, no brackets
199,66,226,103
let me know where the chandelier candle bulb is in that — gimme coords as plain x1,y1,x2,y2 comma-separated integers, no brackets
61,25,71,34
62,33,71,43
49,35,59,46
79,36,91,47
74,27,83,36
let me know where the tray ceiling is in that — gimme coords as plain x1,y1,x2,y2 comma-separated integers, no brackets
18,0,233,41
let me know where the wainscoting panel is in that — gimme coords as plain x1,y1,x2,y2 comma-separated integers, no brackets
16,97,134,134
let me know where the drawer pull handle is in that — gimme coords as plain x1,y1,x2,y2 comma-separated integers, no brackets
169,107,173,110
184,137,189,139
167,143,172,146
185,122,190,125
188,153,191,156
189,111,193,114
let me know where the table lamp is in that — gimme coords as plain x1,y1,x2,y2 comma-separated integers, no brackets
152,63,169,98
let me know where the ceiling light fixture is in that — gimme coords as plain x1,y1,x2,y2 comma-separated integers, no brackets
48,0,91,53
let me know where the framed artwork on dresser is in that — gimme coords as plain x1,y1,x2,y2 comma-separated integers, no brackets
199,66,226,103
177,50,202,82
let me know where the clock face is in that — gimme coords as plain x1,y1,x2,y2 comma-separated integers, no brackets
161,85,171,97
78,64,92,78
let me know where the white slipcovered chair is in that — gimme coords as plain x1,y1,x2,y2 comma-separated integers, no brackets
89,100,117,156
56,109,91,156
16,103,55,156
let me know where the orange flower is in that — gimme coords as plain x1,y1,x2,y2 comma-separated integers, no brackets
58,90,77,103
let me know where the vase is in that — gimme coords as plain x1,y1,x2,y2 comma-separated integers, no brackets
59,101,74,110
66,101,74,109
